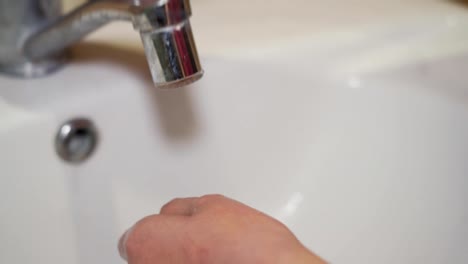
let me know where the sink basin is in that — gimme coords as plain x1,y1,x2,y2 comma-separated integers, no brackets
1,1,468,263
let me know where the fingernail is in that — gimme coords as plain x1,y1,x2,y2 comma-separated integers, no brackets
118,227,134,261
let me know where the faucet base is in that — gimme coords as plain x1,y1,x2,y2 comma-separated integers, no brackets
0,52,68,79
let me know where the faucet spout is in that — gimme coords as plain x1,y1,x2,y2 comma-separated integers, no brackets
20,0,203,88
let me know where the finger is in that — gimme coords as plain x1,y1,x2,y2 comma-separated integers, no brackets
117,215,162,261
160,197,199,216
118,226,134,261
117,215,187,263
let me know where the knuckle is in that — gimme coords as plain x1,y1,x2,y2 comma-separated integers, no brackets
195,194,227,212
135,215,156,229
160,198,181,213
199,194,225,202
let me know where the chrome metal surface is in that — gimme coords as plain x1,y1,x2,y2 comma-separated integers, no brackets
140,20,203,87
0,0,203,88
55,118,99,164
0,0,66,77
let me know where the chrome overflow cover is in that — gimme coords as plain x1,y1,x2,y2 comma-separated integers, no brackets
55,118,99,164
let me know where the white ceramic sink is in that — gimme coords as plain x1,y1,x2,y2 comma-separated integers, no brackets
1,1,468,263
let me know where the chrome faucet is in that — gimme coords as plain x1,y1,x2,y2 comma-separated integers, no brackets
0,0,203,88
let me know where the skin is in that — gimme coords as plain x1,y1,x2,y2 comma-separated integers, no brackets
118,194,326,264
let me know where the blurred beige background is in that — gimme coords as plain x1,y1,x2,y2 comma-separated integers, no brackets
61,0,468,61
